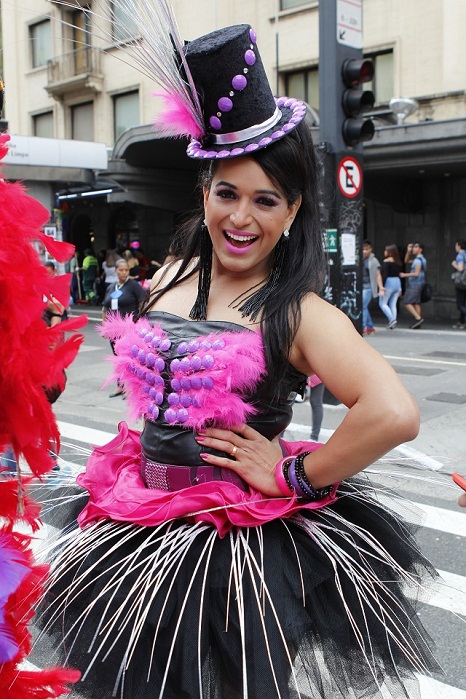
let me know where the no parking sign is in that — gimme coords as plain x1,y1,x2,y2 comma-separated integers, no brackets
337,156,362,198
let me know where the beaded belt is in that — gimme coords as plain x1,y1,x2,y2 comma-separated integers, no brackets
141,455,249,492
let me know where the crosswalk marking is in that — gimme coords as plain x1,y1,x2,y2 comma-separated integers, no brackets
57,420,116,446
286,421,444,470
418,675,466,699
435,569,466,617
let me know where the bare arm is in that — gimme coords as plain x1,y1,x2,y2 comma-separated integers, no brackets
376,267,384,294
289,295,419,488
196,294,419,496
400,260,421,278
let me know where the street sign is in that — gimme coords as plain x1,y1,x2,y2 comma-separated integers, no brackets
337,156,362,198
337,0,363,49
324,228,338,253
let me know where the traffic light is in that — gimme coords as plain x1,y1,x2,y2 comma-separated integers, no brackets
341,59,375,147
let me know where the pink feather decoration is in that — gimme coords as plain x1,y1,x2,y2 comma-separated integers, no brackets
153,91,204,139
101,313,266,428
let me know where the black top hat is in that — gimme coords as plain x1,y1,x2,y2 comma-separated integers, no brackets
183,25,306,159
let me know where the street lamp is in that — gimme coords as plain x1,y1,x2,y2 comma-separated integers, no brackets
389,97,419,125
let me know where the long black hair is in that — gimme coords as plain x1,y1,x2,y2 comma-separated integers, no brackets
143,119,325,387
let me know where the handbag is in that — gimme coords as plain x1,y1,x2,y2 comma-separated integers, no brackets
420,282,433,303
451,269,466,290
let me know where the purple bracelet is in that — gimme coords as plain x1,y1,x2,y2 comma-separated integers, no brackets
294,452,334,501
288,459,307,498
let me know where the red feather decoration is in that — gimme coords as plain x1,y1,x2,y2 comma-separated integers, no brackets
0,133,82,695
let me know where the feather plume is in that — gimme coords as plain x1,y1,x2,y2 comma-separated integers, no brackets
50,0,205,138
153,91,204,139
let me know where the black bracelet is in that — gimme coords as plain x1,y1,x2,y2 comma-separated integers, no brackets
49,312,63,318
282,458,295,493
294,452,334,501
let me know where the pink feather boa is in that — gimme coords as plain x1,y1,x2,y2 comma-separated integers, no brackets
100,312,266,429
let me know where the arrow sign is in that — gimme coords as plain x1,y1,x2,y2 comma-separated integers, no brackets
337,0,363,49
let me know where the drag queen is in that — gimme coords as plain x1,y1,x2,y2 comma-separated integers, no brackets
39,9,439,699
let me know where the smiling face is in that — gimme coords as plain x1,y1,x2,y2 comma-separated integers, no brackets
203,157,301,278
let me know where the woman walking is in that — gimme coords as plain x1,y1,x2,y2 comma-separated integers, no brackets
379,244,403,328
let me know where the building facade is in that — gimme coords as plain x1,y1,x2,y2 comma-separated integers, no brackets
1,0,466,318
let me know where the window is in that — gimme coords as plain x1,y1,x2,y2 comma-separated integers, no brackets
285,68,319,109
280,0,311,8
113,91,139,140
364,51,394,105
72,8,92,74
33,112,54,138
111,1,138,42
71,102,94,141
30,20,53,68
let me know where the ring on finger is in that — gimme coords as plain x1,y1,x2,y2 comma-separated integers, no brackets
231,445,238,457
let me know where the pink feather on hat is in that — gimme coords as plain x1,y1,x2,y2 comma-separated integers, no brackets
153,91,204,139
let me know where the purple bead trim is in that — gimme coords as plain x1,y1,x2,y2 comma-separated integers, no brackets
159,335,234,424
187,96,306,159
208,27,258,132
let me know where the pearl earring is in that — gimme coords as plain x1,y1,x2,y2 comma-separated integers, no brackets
283,229,290,238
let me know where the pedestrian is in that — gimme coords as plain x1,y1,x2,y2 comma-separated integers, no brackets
81,247,98,303
362,239,383,335
43,260,68,326
451,239,466,329
378,244,403,329
123,247,141,279
102,257,147,397
69,250,81,303
400,241,427,328
101,248,120,298
39,17,439,699
308,374,325,441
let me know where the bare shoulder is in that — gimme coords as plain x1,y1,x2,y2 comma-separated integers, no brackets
290,293,396,403
150,260,184,292
298,292,353,332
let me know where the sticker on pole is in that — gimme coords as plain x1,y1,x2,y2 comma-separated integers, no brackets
337,157,362,198
337,0,363,49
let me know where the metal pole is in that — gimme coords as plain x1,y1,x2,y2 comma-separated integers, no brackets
318,0,365,332
275,1,279,95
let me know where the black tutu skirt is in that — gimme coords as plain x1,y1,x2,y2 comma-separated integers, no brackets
36,477,440,699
